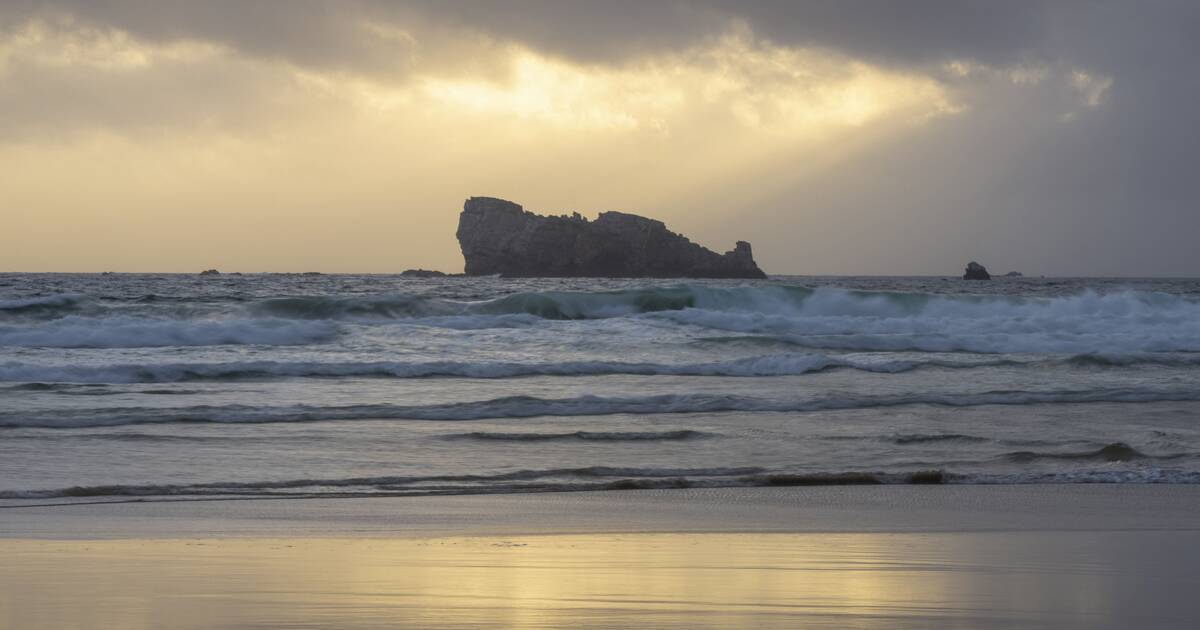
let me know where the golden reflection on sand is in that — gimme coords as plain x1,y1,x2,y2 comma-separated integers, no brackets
0,532,1175,629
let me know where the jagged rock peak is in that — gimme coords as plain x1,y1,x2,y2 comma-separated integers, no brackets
456,196,767,278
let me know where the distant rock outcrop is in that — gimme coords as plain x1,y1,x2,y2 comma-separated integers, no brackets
199,269,220,276
963,261,991,280
1003,271,1023,277
456,197,767,278
401,269,448,278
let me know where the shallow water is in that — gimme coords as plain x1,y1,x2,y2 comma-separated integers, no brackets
4,531,1199,629
2,273,1200,501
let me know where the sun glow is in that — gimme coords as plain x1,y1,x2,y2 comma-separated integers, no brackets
417,34,955,136
0,11,1114,273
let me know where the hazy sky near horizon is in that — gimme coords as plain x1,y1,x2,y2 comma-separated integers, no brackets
2,1,1197,275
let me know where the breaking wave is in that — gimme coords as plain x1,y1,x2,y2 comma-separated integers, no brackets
7,286,1200,353
648,288,1200,353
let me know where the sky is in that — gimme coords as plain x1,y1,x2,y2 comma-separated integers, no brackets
1,0,1197,275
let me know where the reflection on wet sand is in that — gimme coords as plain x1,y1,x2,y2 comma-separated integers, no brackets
3,531,1198,629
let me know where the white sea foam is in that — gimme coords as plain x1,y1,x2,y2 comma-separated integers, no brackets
394,287,1200,354
7,286,1200,353
651,288,1200,353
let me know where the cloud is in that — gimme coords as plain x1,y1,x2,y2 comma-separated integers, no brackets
0,8,970,142
0,1,1197,275
0,18,970,269
0,1,1094,75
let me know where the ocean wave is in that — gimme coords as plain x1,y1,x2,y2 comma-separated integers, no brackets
248,294,460,319
959,470,1200,484
0,293,88,316
3,350,1163,386
8,285,1200,325
0,316,338,348
0,383,202,396
1000,442,1187,463
1,382,106,392
11,465,1200,501
228,289,701,322
6,387,1200,428
1066,352,1200,367
891,433,991,445
0,354,934,383
7,285,1200,353
444,430,715,442
250,288,705,321
242,286,1200,354
650,288,1200,353
0,465,768,499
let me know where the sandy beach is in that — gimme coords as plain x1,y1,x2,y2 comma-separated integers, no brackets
4,486,1199,629
7,0,1200,627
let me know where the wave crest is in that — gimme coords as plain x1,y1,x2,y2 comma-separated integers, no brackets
7,285,1200,353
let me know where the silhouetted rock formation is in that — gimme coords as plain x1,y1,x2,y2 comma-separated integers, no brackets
963,261,991,280
401,269,448,278
199,269,220,276
1003,271,1023,277
456,197,767,278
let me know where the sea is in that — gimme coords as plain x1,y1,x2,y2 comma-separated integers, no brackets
2,273,1200,505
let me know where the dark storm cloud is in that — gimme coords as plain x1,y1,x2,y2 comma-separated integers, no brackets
416,0,1053,69
0,1,1065,70
0,1,415,75
4,2,1192,83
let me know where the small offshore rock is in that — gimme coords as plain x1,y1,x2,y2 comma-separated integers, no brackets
963,261,991,280
199,269,221,276
401,269,449,278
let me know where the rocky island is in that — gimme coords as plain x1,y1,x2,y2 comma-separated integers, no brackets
456,197,767,278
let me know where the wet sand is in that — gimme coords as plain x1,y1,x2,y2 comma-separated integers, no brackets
3,486,1200,628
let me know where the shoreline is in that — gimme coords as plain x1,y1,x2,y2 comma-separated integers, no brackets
5,484,1199,540
6,485,1200,628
